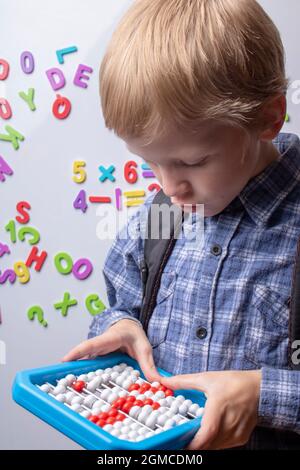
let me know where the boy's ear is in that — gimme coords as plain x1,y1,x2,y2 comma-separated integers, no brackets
258,93,287,141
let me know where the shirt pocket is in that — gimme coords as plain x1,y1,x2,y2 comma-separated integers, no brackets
244,284,290,368
147,271,176,349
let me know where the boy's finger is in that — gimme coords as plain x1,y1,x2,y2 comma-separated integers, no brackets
133,341,162,382
186,399,220,450
61,331,122,362
160,373,209,393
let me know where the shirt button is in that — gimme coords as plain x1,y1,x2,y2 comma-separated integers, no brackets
211,244,222,256
196,327,207,340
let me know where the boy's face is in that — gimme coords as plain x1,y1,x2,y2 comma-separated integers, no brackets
125,120,279,217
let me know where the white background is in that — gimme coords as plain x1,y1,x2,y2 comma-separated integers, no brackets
0,0,298,449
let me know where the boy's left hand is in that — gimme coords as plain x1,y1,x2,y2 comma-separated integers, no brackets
160,369,262,450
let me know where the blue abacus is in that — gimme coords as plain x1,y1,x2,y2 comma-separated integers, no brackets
12,352,206,450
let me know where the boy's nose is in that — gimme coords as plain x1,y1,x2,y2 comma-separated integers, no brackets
161,174,190,199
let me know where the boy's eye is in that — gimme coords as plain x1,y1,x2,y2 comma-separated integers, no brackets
183,156,209,167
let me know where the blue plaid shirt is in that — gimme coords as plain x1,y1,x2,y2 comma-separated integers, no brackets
89,132,300,449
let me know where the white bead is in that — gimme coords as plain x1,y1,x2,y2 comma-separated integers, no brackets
122,417,131,426
52,384,66,396
166,396,175,405
110,429,121,436
87,371,96,380
104,367,113,374
118,363,128,370
128,430,138,440
106,392,118,404
103,424,113,432
100,403,111,413
173,414,182,423
115,376,124,386
77,374,88,382
55,393,66,403
65,391,76,404
157,414,168,426
183,399,193,408
145,410,160,429
65,374,76,385
123,379,134,390
110,371,119,381
188,403,200,415
80,410,91,418
120,425,131,434
92,400,103,409
136,394,146,401
144,390,154,398
178,403,189,415
175,395,185,403
100,389,111,401
138,427,148,435
136,378,144,385
71,395,84,405
119,434,129,440
118,391,127,398
113,421,123,429
131,370,140,377
129,406,142,419
170,402,180,414
155,428,163,434
125,366,134,372
83,395,97,408
112,365,122,372
101,373,110,384
145,431,154,438
130,390,139,397
158,399,168,406
86,377,101,392
130,422,140,430
158,406,169,414
57,378,69,387
164,418,176,429
196,407,204,417
95,369,104,376
70,403,82,412
151,381,160,388
39,384,51,393
153,391,165,400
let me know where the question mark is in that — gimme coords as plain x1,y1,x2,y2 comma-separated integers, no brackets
27,305,48,327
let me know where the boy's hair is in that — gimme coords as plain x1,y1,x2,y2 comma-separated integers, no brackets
99,0,289,145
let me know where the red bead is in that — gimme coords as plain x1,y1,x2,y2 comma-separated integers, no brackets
115,413,126,421
106,417,116,425
128,383,140,392
88,415,99,423
96,419,106,428
72,380,85,392
140,383,151,391
126,396,136,403
144,398,153,406
97,412,109,420
122,403,134,414
165,389,174,396
112,398,126,409
158,385,167,392
108,409,118,417
151,387,158,393
152,402,160,410
133,400,144,407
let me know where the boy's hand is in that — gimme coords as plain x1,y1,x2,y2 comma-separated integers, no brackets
62,319,161,382
161,370,261,450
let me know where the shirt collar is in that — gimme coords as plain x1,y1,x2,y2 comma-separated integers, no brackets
231,133,300,227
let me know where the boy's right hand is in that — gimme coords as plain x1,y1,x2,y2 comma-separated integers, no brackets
61,319,161,382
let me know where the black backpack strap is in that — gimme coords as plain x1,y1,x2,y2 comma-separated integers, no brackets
139,189,184,333
290,237,300,370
